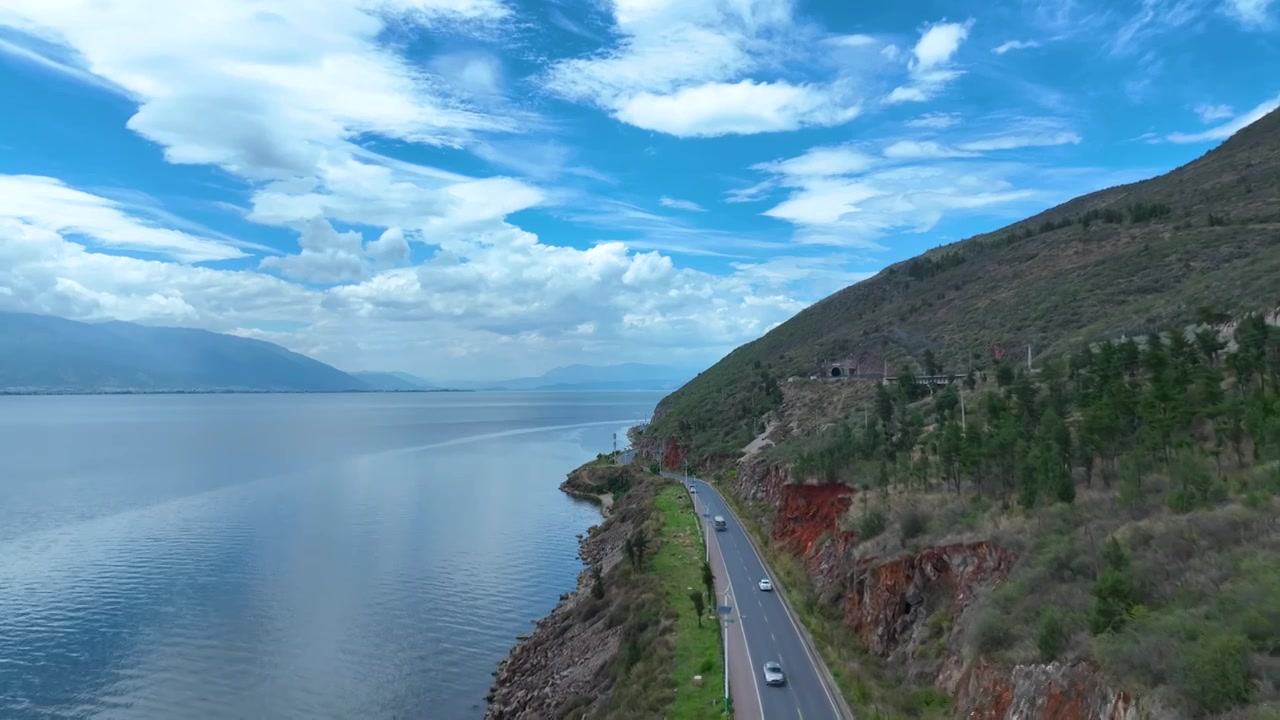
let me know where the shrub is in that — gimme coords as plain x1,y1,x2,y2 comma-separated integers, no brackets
858,508,888,540
1090,539,1139,635
1037,608,1068,661
1096,613,1253,717
970,608,1016,656
900,508,930,540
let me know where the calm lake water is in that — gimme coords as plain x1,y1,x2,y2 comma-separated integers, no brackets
0,391,659,719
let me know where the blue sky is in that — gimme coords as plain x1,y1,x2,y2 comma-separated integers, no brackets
0,0,1277,380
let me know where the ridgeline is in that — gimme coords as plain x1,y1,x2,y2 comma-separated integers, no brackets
634,108,1280,719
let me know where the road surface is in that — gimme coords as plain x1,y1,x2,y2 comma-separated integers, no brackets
666,470,849,720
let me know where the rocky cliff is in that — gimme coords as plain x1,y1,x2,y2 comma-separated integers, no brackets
690,454,1158,720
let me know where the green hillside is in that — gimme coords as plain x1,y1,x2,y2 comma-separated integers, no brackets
651,107,1280,460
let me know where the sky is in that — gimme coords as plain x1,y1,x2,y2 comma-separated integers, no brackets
0,0,1277,382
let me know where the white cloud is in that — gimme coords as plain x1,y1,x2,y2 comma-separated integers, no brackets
0,175,245,263
543,0,862,137
823,33,877,47
1111,0,1203,55
1194,103,1235,123
1222,0,1275,26
906,112,961,129
367,228,411,267
614,80,860,137
884,19,974,104
992,39,1040,54
747,139,1046,248
659,196,706,212
956,130,1082,152
723,180,777,204
752,147,878,179
882,140,977,159
1167,94,1280,143
0,204,835,376
257,217,409,285
913,20,974,68
0,0,522,206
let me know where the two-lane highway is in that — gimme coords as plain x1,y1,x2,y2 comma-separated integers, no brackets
665,471,848,720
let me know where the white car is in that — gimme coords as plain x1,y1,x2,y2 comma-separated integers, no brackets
762,661,785,686
758,578,773,592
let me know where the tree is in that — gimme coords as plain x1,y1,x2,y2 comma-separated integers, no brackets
591,566,605,599
996,361,1015,389
875,383,895,432
689,591,705,627
923,349,940,377
1090,538,1138,635
897,364,920,402
627,529,650,569
940,421,964,494
935,384,959,424
701,560,715,606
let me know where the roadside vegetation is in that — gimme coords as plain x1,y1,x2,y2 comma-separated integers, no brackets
652,485,726,718
761,309,1280,718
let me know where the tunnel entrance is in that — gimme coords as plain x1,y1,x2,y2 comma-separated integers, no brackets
830,367,843,377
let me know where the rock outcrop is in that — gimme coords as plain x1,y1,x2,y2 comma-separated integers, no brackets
710,456,1149,720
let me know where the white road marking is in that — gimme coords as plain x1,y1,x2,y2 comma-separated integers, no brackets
700,479,845,719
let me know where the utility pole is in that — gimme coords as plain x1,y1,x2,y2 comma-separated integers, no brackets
1027,344,1032,371
960,388,967,430
612,433,617,461
722,590,731,715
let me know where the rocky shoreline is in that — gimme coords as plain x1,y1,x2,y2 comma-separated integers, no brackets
484,464,649,719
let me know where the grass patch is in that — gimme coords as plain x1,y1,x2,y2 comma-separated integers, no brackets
652,485,727,718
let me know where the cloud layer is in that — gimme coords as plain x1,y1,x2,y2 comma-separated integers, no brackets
0,0,1275,379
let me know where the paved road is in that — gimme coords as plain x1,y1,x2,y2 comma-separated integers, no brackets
665,471,848,720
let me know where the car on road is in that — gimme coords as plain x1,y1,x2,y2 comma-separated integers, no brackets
712,515,727,530
762,661,785,686
689,485,697,493
758,578,773,591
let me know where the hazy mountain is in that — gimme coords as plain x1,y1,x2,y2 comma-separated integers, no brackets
452,362,702,391
350,371,433,391
0,312,367,393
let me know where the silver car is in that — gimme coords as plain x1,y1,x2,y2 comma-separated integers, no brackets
762,661,785,686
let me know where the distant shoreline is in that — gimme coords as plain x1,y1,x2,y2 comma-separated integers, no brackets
0,388,673,396
0,388,475,396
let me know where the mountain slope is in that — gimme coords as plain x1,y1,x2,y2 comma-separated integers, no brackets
458,363,699,391
650,106,1280,457
351,371,433,391
0,312,367,392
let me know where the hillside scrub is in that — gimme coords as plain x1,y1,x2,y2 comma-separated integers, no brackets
765,311,1280,718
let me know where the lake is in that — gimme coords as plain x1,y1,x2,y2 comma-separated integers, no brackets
0,391,660,719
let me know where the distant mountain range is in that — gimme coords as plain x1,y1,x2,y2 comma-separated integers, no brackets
350,371,441,391
443,363,701,392
0,312,701,394
0,312,371,393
